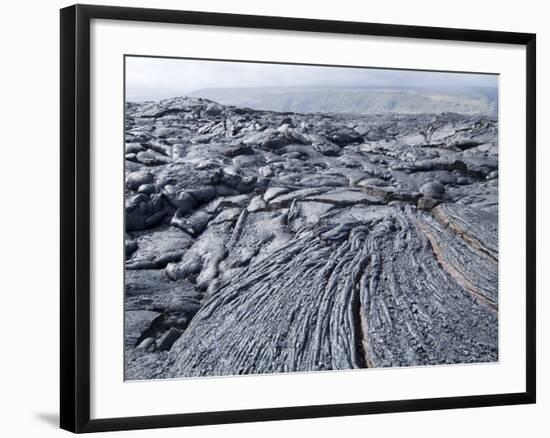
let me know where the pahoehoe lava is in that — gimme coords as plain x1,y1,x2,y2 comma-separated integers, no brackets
124,97,498,380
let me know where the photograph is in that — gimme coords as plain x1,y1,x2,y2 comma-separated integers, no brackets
123,56,499,380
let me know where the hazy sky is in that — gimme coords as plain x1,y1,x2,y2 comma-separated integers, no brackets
126,56,498,102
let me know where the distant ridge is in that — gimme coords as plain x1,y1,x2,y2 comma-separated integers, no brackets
189,86,497,116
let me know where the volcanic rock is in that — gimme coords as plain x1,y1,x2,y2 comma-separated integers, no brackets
124,96,499,379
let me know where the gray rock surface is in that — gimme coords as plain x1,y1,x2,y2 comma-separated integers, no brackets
420,181,445,199
125,310,162,347
157,327,184,352
124,96,499,379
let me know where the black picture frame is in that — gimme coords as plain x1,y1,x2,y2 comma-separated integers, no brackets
60,4,536,433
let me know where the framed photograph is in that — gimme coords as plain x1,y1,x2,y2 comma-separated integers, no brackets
60,4,536,433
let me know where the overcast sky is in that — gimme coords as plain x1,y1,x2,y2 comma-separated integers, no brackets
125,56,498,102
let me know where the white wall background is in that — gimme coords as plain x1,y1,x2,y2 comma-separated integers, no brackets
0,0,546,436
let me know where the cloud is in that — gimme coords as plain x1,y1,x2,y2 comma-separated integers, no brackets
125,56,498,102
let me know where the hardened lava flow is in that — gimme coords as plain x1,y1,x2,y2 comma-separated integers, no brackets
123,97,498,379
